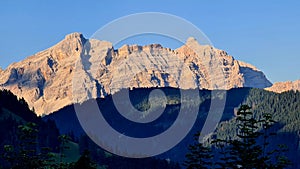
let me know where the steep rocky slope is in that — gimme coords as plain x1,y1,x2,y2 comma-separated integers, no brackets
266,80,300,93
0,33,272,115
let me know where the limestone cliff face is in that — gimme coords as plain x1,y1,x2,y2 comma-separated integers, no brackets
0,33,272,115
266,80,300,93
0,32,85,115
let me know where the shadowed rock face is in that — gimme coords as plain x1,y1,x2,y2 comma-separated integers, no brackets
0,33,272,115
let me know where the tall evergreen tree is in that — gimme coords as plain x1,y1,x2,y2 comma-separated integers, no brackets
58,134,72,169
185,105,292,169
2,122,53,169
214,105,291,169
226,105,263,168
183,132,213,169
71,150,96,169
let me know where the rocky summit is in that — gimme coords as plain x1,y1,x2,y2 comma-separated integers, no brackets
0,33,272,115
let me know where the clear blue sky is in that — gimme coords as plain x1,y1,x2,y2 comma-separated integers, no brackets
0,1,299,83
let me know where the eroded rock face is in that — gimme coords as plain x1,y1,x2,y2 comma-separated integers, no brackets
0,32,272,115
0,32,85,115
266,80,300,93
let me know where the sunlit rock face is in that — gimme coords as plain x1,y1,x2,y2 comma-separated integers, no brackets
0,33,272,115
266,80,300,93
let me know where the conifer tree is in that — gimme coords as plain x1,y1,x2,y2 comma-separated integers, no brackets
214,105,291,169
186,105,292,169
183,132,213,169
71,150,96,169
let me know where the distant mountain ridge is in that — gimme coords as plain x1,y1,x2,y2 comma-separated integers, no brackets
0,32,272,115
266,80,300,93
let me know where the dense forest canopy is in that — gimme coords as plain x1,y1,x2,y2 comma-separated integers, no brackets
46,87,300,168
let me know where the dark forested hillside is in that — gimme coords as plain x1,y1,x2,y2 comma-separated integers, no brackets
213,89,300,168
0,89,60,168
0,89,181,169
45,87,300,168
0,89,60,149
3,87,297,168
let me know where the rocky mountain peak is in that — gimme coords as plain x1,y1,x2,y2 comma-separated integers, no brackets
186,37,198,45
0,33,272,115
64,32,85,41
185,37,203,51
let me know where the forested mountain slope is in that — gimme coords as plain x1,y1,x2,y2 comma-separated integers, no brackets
45,87,300,168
